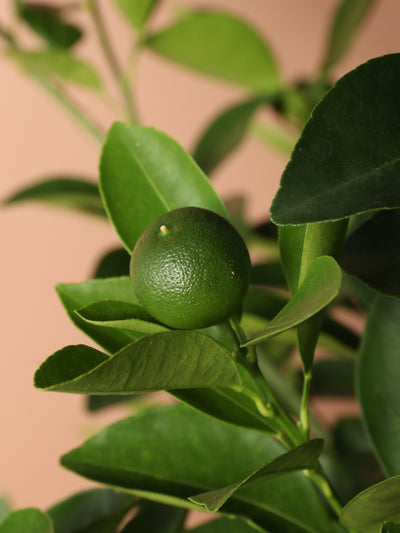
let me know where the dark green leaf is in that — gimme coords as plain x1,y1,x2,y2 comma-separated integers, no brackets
250,262,287,289
340,474,400,533
243,256,342,347
321,0,377,74
193,97,269,175
145,10,280,93
9,49,102,90
188,516,262,532
334,418,373,455
76,300,170,335
121,500,186,532
87,394,133,412
0,508,53,533
4,177,105,217
62,405,335,533
190,439,323,512
113,0,159,29
310,360,355,397
34,331,242,394
340,210,400,298
381,523,400,533
56,277,143,354
47,488,136,533
18,3,82,48
357,295,400,476
93,248,130,278
99,123,228,252
271,54,400,225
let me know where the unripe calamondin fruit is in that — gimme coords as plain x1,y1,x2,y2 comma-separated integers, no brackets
130,207,251,329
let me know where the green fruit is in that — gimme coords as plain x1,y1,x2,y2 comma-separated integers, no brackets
130,207,251,329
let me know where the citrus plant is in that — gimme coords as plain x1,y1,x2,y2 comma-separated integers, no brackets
3,1,400,532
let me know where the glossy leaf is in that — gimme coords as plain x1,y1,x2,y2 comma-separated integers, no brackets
0,508,53,533
9,49,102,90
193,97,268,175
190,439,323,512
113,0,159,29
120,501,186,532
62,405,336,533
271,54,400,225
189,516,260,532
145,11,280,93
34,331,242,394
76,300,170,335
47,488,136,533
243,256,342,347
99,123,228,252
17,3,82,48
340,474,400,533
357,295,400,476
4,177,105,217
56,277,143,354
321,0,377,75
340,209,400,298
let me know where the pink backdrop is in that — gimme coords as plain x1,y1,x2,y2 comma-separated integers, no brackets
1,0,399,512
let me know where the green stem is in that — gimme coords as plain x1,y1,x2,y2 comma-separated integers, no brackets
86,0,138,124
299,369,312,438
306,468,343,518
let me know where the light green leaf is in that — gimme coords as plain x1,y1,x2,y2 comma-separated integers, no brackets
113,0,159,29
243,256,342,347
357,295,400,476
34,331,242,394
61,405,335,533
47,488,136,533
0,499,10,525
321,0,377,75
0,508,53,533
4,177,105,217
145,10,280,93
270,54,400,225
190,439,323,512
99,123,228,252
8,49,102,90
340,474,400,533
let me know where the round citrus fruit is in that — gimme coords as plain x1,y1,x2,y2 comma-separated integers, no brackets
130,207,251,329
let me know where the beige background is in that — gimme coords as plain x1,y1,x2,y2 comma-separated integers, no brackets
1,0,399,513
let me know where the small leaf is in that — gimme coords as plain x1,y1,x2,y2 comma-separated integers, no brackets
0,508,53,533
120,500,186,532
145,10,280,93
9,49,102,90
190,439,323,512
47,488,136,533
340,474,400,533
271,54,400,225
321,0,377,75
357,295,400,476
34,331,242,394
243,256,342,347
4,177,105,217
99,123,228,252
93,248,130,278
113,0,159,29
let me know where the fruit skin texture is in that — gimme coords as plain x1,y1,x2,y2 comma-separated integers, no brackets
130,207,251,329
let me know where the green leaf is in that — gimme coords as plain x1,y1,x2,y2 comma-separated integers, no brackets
193,97,268,175
270,54,400,225
120,500,186,532
340,474,400,533
0,508,53,533
188,516,261,532
381,523,400,533
56,277,143,354
93,248,130,278
76,300,170,335
62,405,335,533
113,0,159,29
321,0,377,75
0,499,10,525
243,256,342,347
145,10,280,93
17,3,82,48
47,488,136,533
309,360,355,397
357,295,400,476
340,210,400,298
8,49,102,90
4,177,105,217
34,331,242,394
190,439,323,512
99,123,229,252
